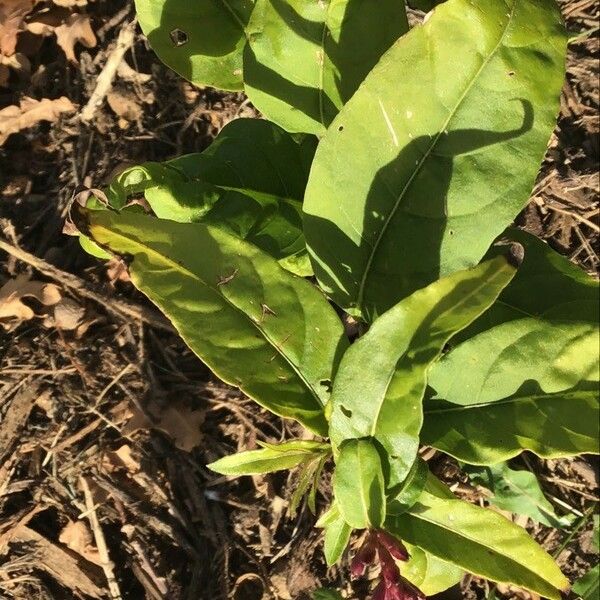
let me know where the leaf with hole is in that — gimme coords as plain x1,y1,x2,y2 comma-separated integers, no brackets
75,208,348,435
135,0,255,90
304,0,567,320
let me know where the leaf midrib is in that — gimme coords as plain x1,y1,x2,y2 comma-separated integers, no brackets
91,221,325,412
356,0,518,311
368,264,510,437
405,502,564,593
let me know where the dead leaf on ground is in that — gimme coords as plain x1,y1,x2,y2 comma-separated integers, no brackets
0,95,75,145
101,444,140,475
123,403,205,452
47,297,86,330
0,273,61,329
58,520,102,566
0,0,37,56
107,89,142,128
54,12,95,62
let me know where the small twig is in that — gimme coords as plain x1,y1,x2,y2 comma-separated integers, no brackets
0,237,174,333
79,476,123,600
552,503,597,559
81,21,137,122
545,203,600,233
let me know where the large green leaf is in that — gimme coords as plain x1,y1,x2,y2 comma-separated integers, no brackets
387,481,570,600
333,438,386,529
422,382,599,464
464,463,572,528
135,0,254,90
304,0,567,320
244,0,408,134
208,440,330,475
429,230,599,405
329,256,517,489
106,119,317,275
402,543,463,596
77,209,348,435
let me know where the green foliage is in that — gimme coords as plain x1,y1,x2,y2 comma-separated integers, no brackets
244,0,408,134
105,118,316,275
329,256,517,489
387,478,570,600
75,208,347,435
135,0,254,90
70,0,600,598
573,564,599,600
464,462,572,528
303,0,567,320
208,440,330,475
334,438,386,529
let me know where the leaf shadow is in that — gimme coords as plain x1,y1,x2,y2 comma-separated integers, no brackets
305,100,534,320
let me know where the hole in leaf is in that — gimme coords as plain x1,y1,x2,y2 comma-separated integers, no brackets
170,28,189,47
340,405,352,418
319,379,332,394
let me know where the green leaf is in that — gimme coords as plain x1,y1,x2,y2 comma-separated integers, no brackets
77,209,348,435
387,458,429,516
244,0,408,134
312,590,343,600
573,564,599,600
387,485,570,599
402,543,463,596
106,119,317,275
318,502,352,566
429,230,599,406
304,0,567,320
334,438,386,529
423,382,599,464
134,0,254,90
464,463,572,528
208,441,329,475
329,256,517,488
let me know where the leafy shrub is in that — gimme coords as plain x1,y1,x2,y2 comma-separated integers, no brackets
67,0,599,598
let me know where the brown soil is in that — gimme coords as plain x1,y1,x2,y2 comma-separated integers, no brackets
0,1,598,599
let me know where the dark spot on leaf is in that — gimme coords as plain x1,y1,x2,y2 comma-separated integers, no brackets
507,70,515,76
448,229,454,236
340,405,352,418
170,29,188,47
338,125,344,132
319,379,332,393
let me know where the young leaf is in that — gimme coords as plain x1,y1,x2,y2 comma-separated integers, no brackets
573,564,599,600
465,463,572,528
208,440,328,475
402,543,463,596
75,209,348,435
429,229,599,405
134,0,254,90
387,458,429,516
422,382,599,464
318,502,352,566
304,0,567,320
312,590,343,600
244,0,408,134
106,119,317,276
329,256,517,488
333,438,386,529
386,487,570,600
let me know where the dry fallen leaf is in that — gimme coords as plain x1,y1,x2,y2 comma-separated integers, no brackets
51,297,85,330
107,89,143,128
0,95,75,145
0,273,61,329
123,403,205,452
54,12,95,62
58,520,102,566
0,0,37,56
101,444,140,475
